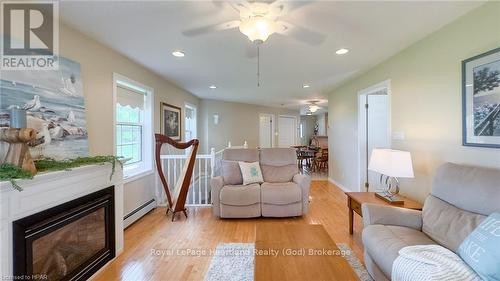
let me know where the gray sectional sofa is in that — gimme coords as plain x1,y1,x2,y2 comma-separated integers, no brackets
362,163,500,281
211,148,311,218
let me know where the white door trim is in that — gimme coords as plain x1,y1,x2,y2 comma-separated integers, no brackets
277,115,298,147
184,102,197,139
259,113,276,148
357,79,392,191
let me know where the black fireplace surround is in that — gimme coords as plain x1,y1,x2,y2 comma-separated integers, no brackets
13,186,115,281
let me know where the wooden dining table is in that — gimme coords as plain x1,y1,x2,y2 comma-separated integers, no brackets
296,148,317,168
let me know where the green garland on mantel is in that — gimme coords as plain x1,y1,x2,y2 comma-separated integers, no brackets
0,156,123,192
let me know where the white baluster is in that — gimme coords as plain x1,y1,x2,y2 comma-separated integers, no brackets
204,158,208,204
173,159,177,189
191,161,195,205
198,159,201,203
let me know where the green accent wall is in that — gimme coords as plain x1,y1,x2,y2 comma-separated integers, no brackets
328,2,500,201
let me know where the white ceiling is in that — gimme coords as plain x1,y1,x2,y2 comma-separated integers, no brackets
60,1,483,110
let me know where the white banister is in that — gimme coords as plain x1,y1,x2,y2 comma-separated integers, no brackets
157,148,222,207
155,146,240,207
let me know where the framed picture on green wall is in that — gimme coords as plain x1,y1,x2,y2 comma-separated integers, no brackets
462,47,500,148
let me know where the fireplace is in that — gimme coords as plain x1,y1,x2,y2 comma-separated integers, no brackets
13,186,115,281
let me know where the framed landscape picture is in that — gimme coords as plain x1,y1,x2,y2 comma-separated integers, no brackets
161,102,181,140
462,47,500,148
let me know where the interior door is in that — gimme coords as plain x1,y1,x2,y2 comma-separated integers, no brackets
259,114,274,148
278,116,297,147
364,94,390,190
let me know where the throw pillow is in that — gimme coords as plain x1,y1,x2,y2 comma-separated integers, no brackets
238,162,264,186
459,212,500,281
221,160,243,185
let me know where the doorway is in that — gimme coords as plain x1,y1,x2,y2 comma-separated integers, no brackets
259,113,275,148
278,115,298,147
358,80,391,192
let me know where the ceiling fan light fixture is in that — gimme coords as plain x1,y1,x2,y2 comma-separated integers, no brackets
209,85,217,89
239,16,277,43
309,105,319,113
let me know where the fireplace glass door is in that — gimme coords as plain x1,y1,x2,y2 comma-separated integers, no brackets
13,186,115,281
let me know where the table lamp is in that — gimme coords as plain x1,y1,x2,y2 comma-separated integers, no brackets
368,149,414,204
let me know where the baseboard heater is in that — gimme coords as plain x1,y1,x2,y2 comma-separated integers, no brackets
123,198,156,228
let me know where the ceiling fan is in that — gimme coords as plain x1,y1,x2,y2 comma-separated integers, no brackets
183,1,325,46
183,1,325,87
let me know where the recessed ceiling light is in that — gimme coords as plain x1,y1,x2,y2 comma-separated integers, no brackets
335,48,349,55
172,50,185,57
302,84,310,88
209,85,217,89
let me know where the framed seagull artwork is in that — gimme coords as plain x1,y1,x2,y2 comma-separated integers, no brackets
0,57,89,160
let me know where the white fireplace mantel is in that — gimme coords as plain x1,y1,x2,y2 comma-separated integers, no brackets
0,163,124,279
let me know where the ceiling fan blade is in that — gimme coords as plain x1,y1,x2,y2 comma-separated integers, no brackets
275,21,325,46
270,0,312,17
228,0,252,16
182,20,241,37
211,0,225,9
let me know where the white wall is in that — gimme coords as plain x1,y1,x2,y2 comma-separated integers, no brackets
300,115,317,145
328,2,500,202
316,113,328,136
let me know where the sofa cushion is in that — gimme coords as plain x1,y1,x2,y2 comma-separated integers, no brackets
223,148,259,162
432,163,500,216
362,225,437,279
221,160,242,185
261,182,301,205
423,195,485,253
219,183,260,206
261,164,298,183
260,148,297,166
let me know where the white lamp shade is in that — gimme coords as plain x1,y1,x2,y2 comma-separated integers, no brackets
368,149,414,178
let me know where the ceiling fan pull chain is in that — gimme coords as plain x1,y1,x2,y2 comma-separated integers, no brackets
257,44,260,87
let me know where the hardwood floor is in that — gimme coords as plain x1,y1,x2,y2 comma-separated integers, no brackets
94,181,365,281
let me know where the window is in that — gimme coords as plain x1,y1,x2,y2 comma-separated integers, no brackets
185,103,197,140
116,105,142,164
114,74,153,180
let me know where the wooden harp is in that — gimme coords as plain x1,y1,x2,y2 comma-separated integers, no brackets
155,134,199,221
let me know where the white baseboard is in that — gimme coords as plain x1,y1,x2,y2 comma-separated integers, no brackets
123,199,156,228
328,177,352,192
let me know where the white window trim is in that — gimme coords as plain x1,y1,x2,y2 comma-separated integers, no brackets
113,73,154,181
